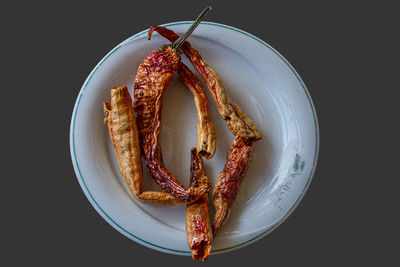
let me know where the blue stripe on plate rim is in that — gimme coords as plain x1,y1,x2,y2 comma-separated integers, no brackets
69,21,320,255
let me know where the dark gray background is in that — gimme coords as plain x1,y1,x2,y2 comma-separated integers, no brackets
2,0,398,265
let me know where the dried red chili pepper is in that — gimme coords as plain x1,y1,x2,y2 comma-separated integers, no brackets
133,7,212,203
149,26,261,236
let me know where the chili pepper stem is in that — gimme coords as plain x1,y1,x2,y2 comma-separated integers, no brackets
160,6,212,52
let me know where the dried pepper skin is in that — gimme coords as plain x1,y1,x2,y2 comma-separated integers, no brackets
133,47,180,157
133,47,210,203
104,86,185,206
104,86,143,196
148,26,262,141
186,148,213,261
212,136,255,235
178,63,216,160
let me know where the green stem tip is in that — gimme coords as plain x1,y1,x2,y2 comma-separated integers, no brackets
171,6,212,50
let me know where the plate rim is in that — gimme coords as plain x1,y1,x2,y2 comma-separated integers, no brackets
69,21,320,255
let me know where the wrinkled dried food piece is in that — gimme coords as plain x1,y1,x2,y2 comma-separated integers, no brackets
212,136,255,235
186,148,213,261
178,63,216,159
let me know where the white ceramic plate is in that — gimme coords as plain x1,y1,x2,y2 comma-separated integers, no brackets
70,21,319,255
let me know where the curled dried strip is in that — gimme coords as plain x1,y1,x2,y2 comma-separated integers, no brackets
212,136,255,235
186,148,213,261
138,190,184,206
148,26,262,141
178,63,216,159
133,47,210,203
103,86,185,206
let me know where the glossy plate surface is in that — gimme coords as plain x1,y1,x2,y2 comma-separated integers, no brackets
70,21,319,255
